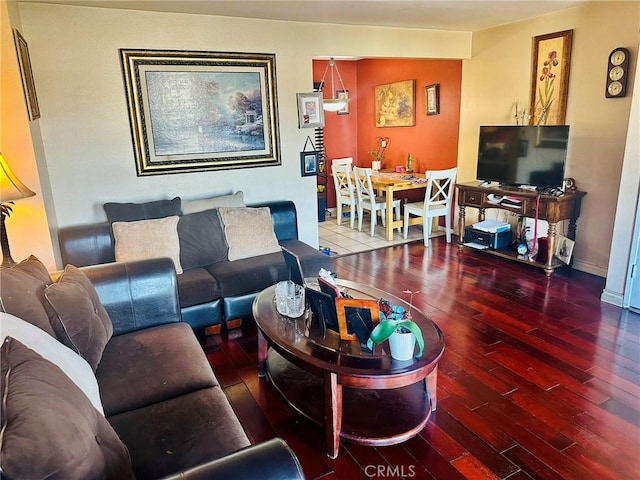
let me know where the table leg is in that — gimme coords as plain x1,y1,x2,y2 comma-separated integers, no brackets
457,205,466,250
385,185,394,241
257,330,268,377
324,371,342,459
426,365,438,411
545,222,557,276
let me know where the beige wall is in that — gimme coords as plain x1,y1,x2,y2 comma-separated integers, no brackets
14,2,470,269
1,0,55,269
459,2,639,276
603,56,640,306
8,1,640,279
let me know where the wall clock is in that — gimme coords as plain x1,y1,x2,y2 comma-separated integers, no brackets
605,47,630,98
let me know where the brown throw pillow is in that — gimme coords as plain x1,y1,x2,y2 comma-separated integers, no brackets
0,337,135,480
44,265,113,371
218,207,281,261
0,255,56,338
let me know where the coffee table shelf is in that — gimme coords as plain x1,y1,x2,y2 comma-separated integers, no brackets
266,349,432,445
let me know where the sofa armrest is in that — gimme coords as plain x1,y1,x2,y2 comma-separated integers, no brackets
59,222,115,267
250,200,299,242
159,438,305,480
79,258,182,336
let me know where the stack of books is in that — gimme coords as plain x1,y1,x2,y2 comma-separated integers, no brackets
500,196,522,207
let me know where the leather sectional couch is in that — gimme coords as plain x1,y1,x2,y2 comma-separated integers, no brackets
58,198,334,333
0,255,305,479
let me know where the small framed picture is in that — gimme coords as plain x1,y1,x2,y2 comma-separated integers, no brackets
426,83,440,116
555,235,574,265
296,92,325,129
336,89,350,115
300,151,319,176
305,287,338,335
318,276,341,299
335,298,380,342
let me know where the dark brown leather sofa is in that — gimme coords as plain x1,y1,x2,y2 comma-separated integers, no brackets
0,256,305,479
84,258,305,479
58,200,333,334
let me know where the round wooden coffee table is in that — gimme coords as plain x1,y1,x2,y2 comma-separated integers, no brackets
252,279,445,458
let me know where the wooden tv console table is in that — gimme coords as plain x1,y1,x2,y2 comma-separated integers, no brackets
456,182,587,276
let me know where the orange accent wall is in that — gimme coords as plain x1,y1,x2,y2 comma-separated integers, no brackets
313,60,359,161
314,58,462,208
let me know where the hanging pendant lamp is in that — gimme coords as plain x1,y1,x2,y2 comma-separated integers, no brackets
318,58,350,112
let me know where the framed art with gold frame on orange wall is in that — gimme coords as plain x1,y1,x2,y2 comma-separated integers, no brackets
374,79,415,127
529,30,573,126
425,83,440,116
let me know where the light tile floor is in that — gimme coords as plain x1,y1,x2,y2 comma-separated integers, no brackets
318,210,443,257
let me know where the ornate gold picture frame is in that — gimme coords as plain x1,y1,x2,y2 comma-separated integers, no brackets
120,49,280,176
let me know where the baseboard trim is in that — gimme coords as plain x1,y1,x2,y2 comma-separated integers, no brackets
571,259,607,278
601,289,624,307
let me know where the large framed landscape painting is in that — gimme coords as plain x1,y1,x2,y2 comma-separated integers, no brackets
120,49,280,175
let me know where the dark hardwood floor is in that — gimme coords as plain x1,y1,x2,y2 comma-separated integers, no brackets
200,238,640,480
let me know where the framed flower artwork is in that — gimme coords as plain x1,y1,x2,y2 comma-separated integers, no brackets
529,30,573,126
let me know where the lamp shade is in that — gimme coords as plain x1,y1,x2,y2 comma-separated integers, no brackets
322,99,348,112
0,153,36,203
318,58,350,112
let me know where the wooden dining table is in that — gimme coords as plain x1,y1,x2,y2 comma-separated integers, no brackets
369,171,427,240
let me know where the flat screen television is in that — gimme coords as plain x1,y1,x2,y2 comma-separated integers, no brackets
476,125,569,189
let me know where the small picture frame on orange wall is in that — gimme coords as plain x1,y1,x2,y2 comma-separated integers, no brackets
426,83,440,116
336,90,350,115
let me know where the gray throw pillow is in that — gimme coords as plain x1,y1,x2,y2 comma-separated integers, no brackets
178,208,228,270
0,337,135,480
181,191,244,214
104,196,181,223
44,265,113,371
0,255,56,338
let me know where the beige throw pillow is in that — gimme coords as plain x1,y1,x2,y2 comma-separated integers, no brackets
112,216,183,274
218,207,281,261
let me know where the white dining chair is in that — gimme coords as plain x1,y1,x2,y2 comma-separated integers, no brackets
353,166,401,236
403,167,457,247
331,158,356,229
